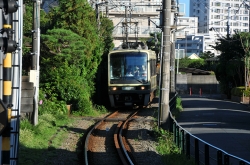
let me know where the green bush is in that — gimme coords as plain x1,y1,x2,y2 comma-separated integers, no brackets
231,86,250,97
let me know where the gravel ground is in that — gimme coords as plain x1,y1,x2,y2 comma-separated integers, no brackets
38,103,163,165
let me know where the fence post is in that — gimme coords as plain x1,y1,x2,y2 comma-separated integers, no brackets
190,87,192,95
169,116,173,133
239,161,246,165
186,134,190,159
217,150,222,165
224,154,229,165
195,138,199,165
176,126,179,147
205,144,209,165
181,130,185,154
173,122,176,143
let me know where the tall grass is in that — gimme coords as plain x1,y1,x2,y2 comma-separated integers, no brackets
19,114,70,165
155,95,195,165
155,128,196,165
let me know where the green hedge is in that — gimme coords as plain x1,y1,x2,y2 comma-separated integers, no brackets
231,86,250,97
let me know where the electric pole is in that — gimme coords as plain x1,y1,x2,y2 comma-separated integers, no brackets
31,0,40,125
160,0,171,128
170,30,176,96
227,6,231,39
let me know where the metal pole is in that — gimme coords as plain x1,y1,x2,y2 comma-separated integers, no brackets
185,31,187,57
160,0,171,128
125,6,128,46
177,44,179,74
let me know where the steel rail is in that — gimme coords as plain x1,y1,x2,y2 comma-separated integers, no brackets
118,110,139,165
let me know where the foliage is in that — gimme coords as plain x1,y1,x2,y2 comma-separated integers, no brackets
178,58,207,70
231,86,250,97
154,128,196,165
93,16,114,106
38,90,68,115
146,32,161,60
19,113,71,164
40,29,95,113
199,51,215,59
211,33,245,97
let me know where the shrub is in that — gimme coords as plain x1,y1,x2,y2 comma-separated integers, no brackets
231,86,250,97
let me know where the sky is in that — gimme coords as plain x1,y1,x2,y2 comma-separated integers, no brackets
179,0,189,16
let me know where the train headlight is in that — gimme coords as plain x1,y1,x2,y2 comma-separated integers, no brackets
111,87,117,90
141,86,145,90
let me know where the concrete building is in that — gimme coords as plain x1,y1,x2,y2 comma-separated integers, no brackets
175,33,218,57
190,0,249,36
176,16,198,38
103,0,184,48
106,0,162,47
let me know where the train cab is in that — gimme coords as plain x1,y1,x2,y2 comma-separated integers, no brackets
108,49,157,108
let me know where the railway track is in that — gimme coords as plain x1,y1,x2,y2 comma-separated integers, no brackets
84,106,165,165
84,109,139,165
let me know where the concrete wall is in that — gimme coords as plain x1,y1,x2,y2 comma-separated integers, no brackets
21,76,34,120
176,73,220,94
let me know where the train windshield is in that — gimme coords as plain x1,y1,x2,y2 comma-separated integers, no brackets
110,52,148,83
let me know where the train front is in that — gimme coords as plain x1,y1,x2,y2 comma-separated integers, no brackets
108,50,151,108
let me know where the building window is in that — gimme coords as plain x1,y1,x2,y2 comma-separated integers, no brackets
214,15,220,19
243,17,248,21
243,23,248,27
234,4,239,7
233,22,238,26
215,2,221,6
215,9,220,13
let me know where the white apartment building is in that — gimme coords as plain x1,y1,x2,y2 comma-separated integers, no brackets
176,16,198,38
190,0,249,36
175,33,218,57
107,0,162,47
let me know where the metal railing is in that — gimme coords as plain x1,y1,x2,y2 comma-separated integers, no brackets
168,93,250,165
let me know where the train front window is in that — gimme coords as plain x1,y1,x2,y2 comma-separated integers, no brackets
110,52,148,82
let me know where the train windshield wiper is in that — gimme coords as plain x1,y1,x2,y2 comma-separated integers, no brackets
135,78,147,84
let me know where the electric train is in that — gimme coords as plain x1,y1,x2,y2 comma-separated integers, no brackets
108,47,158,108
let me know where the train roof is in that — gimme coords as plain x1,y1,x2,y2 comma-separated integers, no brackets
108,49,157,59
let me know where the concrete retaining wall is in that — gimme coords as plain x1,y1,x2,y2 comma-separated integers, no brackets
176,73,220,94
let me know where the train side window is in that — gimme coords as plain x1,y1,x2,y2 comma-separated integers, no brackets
150,59,156,76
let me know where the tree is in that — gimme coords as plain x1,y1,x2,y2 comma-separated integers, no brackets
146,32,161,60
238,32,250,90
199,51,215,59
38,0,114,113
40,29,94,113
212,33,245,97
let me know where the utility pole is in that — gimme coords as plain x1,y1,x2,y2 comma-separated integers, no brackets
125,5,128,46
185,31,187,57
160,0,171,128
170,30,176,95
227,6,231,39
105,0,109,17
31,0,40,125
